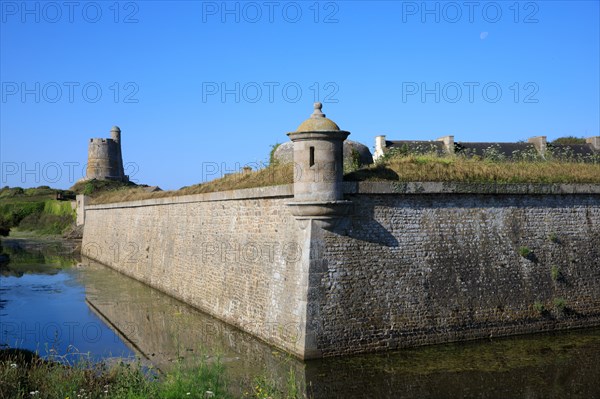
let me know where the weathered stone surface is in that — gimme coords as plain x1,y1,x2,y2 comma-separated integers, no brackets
82,184,600,359
314,193,600,356
83,189,308,357
85,126,128,182
342,181,600,195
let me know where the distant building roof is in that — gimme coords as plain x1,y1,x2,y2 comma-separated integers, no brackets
386,140,446,156
548,144,598,158
375,135,599,162
454,142,536,158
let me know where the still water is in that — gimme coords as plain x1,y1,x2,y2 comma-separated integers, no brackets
1,238,600,398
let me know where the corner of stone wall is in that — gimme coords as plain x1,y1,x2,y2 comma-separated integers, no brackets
76,194,88,226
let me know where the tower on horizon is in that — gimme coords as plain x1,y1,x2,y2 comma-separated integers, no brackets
85,126,128,182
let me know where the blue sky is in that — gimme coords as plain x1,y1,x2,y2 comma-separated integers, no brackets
1,0,599,190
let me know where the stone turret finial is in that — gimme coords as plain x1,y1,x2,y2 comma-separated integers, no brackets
111,126,121,133
295,103,340,132
311,102,325,118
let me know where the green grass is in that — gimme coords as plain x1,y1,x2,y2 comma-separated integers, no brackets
550,136,587,145
1,349,159,399
0,186,75,202
0,204,74,236
0,187,77,236
9,200,75,235
554,298,567,312
1,350,230,399
0,349,303,399
69,179,138,196
533,301,545,314
518,246,532,259
548,233,559,243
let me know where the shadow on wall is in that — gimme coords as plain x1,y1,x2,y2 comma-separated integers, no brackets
338,198,399,247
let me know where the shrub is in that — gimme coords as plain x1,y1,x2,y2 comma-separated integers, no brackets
269,143,281,166
0,348,233,399
553,298,567,312
0,200,74,235
550,265,560,282
344,148,361,173
18,213,73,235
83,181,96,195
533,301,545,314
0,202,45,227
551,136,586,145
518,246,532,259
482,145,507,162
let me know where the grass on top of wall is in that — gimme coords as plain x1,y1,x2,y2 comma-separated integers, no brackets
87,154,600,204
88,164,294,205
346,154,600,184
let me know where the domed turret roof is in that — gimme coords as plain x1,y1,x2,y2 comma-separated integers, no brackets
296,103,340,132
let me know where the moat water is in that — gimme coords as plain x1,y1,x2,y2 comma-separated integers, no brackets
1,238,599,398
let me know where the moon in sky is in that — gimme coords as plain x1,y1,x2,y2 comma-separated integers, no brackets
480,32,489,40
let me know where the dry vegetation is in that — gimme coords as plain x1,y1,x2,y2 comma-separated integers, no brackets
89,164,293,205
87,153,600,205
348,154,600,184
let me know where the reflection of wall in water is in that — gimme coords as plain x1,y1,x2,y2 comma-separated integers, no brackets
1,238,79,276
304,336,600,399
80,259,307,395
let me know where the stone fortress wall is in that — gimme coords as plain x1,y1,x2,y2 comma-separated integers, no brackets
81,104,600,359
313,183,600,357
82,186,310,357
82,182,600,359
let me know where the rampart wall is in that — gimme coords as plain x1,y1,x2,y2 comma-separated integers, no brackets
82,182,600,358
82,185,309,357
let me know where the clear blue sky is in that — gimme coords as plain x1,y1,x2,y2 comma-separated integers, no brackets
1,0,599,190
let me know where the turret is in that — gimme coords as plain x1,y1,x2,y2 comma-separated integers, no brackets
110,126,124,177
110,126,121,145
286,103,351,221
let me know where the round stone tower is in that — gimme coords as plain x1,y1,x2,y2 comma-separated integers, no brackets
287,103,350,219
85,126,127,182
